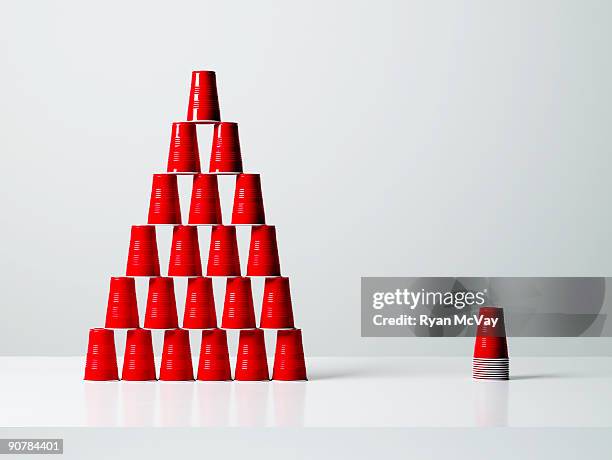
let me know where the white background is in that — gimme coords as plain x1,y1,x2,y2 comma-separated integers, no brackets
1,0,611,356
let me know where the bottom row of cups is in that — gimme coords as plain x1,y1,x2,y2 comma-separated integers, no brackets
84,327,306,381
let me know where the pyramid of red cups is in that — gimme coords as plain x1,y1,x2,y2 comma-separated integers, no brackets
84,71,307,382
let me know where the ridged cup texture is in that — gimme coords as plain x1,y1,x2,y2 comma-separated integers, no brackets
187,71,220,122
168,226,202,276
221,277,256,329
148,174,182,224
209,122,242,172
126,225,160,276
473,307,509,359
183,277,217,329
167,122,201,172
122,329,156,381
232,174,265,224
105,277,139,329
160,329,194,381
84,328,119,381
188,174,222,224
144,277,178,329
235,329,269,381
260,277,294,329
207,226,241,276
247,225,281,276
197,329,232,381
272,329,307,381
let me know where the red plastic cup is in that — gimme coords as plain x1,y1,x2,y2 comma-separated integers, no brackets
122,329,157,381
188,174,222,224
221,277,256,329
209,122,243,173
207,226,241,276
105,277,139,329
148,174,182,224
167,122,201,173
84,328,119,381
260,277,294,329
247,225,281,276
197,329,232,381
232,174,265,224
159,329,194,381
235,329,269,381
187,71,220,122
126,225,160,276
473,336,509,359
144,277,178,329
168,226,202,276
476,306,507,337
183,277,217,329
272,329,307,381
473,306,508,358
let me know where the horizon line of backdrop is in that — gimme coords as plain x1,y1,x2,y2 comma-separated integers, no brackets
1,0,612,356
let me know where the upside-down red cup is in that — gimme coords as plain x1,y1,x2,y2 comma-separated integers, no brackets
473,336,509,359
197,329,232,381
105,277,139,329
144,277,178,329
187,71,220,122
221,277,256,329
122,329,156,381
476,306,507,338
167,122,201,173
84,328,119,381
260,277,294,329
235,329,269,381
159,329,194,381
168,225,202,276
273,329,307,381
247,225,281,276
188,174,222,224
183,277,217,329
126,225,160,276
232,174,265,224
473,306,509,359
148,174,182,224
209,122,243,173
207,226,241,276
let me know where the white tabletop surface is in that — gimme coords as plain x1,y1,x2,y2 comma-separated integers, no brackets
0,357,610,427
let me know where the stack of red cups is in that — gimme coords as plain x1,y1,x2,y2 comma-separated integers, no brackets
472,306,509,380
86,70,308,385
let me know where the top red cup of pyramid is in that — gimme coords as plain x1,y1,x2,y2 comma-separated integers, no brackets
187,71,221,123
